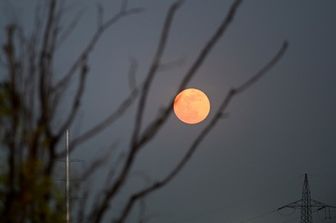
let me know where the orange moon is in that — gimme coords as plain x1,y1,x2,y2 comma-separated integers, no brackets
173,88,210,124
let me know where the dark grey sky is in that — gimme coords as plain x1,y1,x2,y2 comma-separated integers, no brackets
1,0,336,222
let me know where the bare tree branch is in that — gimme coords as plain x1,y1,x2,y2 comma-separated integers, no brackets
55,84,138,158
55,58,88,140
56,9,84,49
56,58,140,157
135,0,243,150
38,0,56,113
131,0,184,146
89,1,184,222
78,141,119,182
114,41,288,223
53,6,143,93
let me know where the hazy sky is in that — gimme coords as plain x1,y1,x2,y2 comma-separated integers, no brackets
1,0,336,222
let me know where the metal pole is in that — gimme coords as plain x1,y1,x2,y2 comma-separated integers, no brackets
65,130,70,223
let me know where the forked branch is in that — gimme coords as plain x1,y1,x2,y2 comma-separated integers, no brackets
53,6,143,93
89,1,184,222
136,0,243,149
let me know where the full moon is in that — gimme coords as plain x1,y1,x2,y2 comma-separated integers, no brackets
173,88,210,124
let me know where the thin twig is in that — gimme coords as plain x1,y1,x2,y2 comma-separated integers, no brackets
78,141,119,182
56,85,138,158
55,58,88,140
56,9,84,48
53,7,143,93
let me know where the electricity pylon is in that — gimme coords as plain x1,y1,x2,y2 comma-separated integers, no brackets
278,173,336,223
